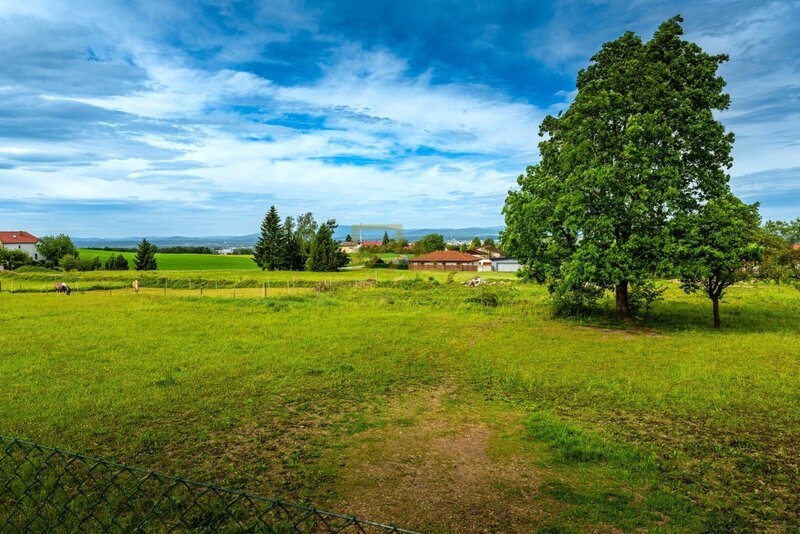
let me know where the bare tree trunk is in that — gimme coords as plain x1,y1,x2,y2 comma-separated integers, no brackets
615,281,630,321
712,296,721,328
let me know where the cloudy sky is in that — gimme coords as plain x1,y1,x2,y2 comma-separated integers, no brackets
0,1,798,237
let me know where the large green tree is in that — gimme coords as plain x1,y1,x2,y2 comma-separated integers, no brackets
414,233,446,254
672,195,762,328
503,16,734,319
306,220,349,272
283,216,306,271
36,234,78,266
133,239,158,271
253,206,286,271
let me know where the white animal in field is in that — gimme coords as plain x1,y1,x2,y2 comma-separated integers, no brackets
132,280,139,294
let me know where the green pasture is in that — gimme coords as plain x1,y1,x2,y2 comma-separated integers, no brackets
0,273,797,531
77,249,258,270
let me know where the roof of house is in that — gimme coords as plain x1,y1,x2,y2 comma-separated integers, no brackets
360,240,383,247
409,250,482,263
0,231,39,244
793,244,800,251
340,241,359,247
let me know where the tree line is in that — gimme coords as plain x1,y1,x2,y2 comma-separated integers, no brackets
502,16,800,328
253,207,349,271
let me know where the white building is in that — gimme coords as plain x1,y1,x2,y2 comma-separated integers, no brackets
491,257,522,272
0,231,41,261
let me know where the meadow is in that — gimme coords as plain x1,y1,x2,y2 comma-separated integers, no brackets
77,248,259,270
0,269,798,532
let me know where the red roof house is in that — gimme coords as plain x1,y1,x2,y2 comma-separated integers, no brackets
0,231,41,261
408,250,482,271
0,231,39,244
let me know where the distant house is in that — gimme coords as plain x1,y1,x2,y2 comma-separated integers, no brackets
0,231,40,261
409,250,481,271
360,240,383,248
491,257,522,272
339,241,360,253
466,245,503,259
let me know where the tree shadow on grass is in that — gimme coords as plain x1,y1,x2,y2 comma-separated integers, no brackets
640,296,800,334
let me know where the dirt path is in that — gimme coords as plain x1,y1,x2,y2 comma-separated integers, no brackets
330,384,554,532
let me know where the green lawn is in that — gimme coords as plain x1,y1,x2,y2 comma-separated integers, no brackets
0,274,797,531
78,249,258,270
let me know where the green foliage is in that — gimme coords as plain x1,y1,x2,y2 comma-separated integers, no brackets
253,206,285,271
469,236,482,248
36,234,78,266
465,288,500,307
756,221,800,283
503,16,734,320
306,220,350,272
482,238,495,248
134,239,158,271
0,249,32,271
414,233,446,254
254,207,314,271
628,280,667,316
672,195,762,327
104,253,130,271
60,254,100,272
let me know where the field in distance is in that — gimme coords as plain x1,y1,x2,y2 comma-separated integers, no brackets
78,248,258,270
0,271,797,531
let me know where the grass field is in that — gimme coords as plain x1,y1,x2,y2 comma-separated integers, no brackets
1,271,798,531
78,249,259,270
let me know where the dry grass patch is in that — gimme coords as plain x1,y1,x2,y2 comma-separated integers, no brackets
330,385,554,532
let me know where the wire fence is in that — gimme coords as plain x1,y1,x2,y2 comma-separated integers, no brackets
0,436,415,533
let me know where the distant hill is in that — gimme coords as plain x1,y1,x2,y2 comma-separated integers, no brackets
73,226,503,248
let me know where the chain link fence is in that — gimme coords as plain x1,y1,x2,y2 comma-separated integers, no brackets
0,436,415,533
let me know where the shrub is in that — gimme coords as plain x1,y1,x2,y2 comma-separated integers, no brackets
466,288,500,307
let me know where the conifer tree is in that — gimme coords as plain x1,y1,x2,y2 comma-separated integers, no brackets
253,206,285,271
134,239,157,271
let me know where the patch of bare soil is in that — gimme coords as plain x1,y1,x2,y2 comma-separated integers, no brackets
331,385,553,532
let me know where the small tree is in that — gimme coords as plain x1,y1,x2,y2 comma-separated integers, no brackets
673,195,762,328
345,233,352,242
36,234,78,266
59,254,80,272
0,249,32,270
382,231,390,247
254,206,286,271
134,239,158,271
482,237,496,248
307,220,350,271
469,236,482,249
104,253,129,270
415,233,446,254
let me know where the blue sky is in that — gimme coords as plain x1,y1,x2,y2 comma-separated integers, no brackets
0,1,798,237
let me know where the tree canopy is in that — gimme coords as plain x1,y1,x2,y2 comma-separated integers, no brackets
503,16,735,319
36,234,78,266
414,233,446,254
672,195,762,328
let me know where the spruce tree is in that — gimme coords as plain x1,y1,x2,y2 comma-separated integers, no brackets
307,220,350,271
253,206,285,271
134,239,157,271
283,216,305,271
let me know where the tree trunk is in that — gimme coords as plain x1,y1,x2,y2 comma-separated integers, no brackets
712,296,721,329
615,281,630,321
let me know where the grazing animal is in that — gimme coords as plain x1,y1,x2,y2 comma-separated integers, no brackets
54,282,71,295
132,279,139,294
